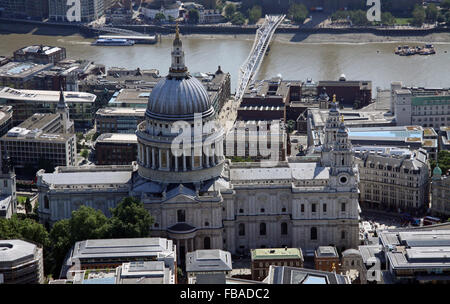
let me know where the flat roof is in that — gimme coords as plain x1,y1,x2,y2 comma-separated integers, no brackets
0,61,52,77
251,248,303,261
315,246,339,258
96,107,146,117
96,133,138,144
186,249,232,273
41,170,132,186
71,237,174,260
0,87,96,103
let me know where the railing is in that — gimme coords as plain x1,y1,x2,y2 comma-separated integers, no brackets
235,15,286,102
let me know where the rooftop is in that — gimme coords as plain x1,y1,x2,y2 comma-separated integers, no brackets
0,61,52,78
0,87,96,103
251,248,303,261
96,107,146,117
186,249,232,273
265,266,350,284
315,246,339,258
0,239,37,266
95,133,138,144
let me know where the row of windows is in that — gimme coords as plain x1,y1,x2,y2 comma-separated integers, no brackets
300,202,346,213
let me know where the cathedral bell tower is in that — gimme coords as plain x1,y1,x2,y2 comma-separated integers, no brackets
56,85,70,134
329,115,358,191
169,23,189,80
321,94,340,166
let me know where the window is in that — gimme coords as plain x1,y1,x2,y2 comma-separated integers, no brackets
204,221,209,227
260,223,266,236
154,223,159,228
281,222,288,235
341,203,346,212
312,203,317,213
239,208,244,213
204,237,211,249
239,223,245,236
44,196,49,209
310,227,317,240
323,204,327,213
282,207,286,212
260,208,265,213
341,230,346,239
177,209,185,222
301,204,305,213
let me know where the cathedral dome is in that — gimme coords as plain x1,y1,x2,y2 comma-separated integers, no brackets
146,76,214,121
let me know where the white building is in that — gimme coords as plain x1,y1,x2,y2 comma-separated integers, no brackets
355,147,430,212
36,31,361,262
431,165,450,217
141,0,181,20
392,82,450,129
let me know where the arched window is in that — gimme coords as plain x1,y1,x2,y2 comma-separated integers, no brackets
341,230,346,240
281,222,288,235
238,223,245,236
177,210,185,222
260,223,266,236
44,196,49,209
204,237,211,249
310,227,317,240
204,221,209,227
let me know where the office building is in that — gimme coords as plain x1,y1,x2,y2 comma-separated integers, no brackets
431,164,450,217
356,147,429,212
0,0,48,20
393,83,450,129
94,133,137,165
95,107,146,134
13,46,66,64
251,247,303,281
264,265,350,284
0,87,96,128
318,76,372,108
185,249,232,284
0,239,44,284
60,237,176,279
49,0,106,22
314,246,340,273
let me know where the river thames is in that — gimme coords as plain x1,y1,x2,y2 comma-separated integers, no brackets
1,32,450,93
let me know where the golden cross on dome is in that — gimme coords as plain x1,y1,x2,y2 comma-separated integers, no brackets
175,22,180,39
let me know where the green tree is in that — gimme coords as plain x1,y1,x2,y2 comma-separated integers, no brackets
154,12,166,23
430,150,450,175
248,5,262,24
381,12,395,26
442,0,450,10
81,149,89,159
25,198,32,214
68,206,109,242
426,4,438,22
230,12,246,25
288,3,308,24
107,197,154,238
350,10,369,26
0,215,49,247
188,8,200,24
224,3,236,20
412,5,426,26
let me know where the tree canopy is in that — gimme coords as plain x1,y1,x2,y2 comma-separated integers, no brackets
231,12,246,25
411,5,426,26
248,5,262,24
288,4,308,24
224,3,236,20
0,215,49,247
188,9,200,24
426,4,438,22
430,150,450,176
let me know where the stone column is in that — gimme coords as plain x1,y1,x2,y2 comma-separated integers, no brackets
205,151,210,167
211,148,216,166
166,150,170,170
183,155,187,171
191,148,195,169
137,144,142,164
146,146,150,167
152,148,156,169
159,149,162,169
175,156,178,171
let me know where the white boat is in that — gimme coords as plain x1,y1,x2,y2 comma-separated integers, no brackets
92,38,135,46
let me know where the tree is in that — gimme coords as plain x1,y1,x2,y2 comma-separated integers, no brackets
0,215,49,247
154,12,166,23
426,4,438,22
68,206,110,242
188,9,200,24
412,5,426,26
381,12,395,26
230,12,245,25
288,4,308,24
430,150,450,175
224,3,236,20
106,197,154,238
25,198,32,214
81,149,89,159
442,0,450,10
248,5,262,24
350,10,369,26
